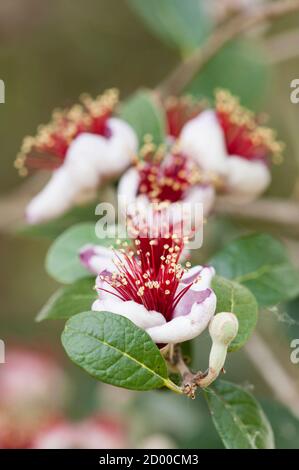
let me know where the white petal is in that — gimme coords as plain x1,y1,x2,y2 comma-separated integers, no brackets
79,244,116,274
183,184,215,217
65,133,108,185
146,290,216,344
26,119,137,224
180,110,228,174
117,167,140,220
224,156,271,203
26,167,76,224
92,299,166,330
66,120,137,180
105,118,138,175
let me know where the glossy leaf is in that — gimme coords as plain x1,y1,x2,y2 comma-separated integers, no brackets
36,278,96,322
46,223,119,284
205,380,275,449
62,311,181,392
210,234,299,307
212,276,258,351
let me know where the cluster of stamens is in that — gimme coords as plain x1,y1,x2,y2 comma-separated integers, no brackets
136,138,204,204
98,231,198,322
215,89,284,164
15,89,119,176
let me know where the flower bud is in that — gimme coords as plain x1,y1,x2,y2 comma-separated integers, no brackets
197,312,238,388
209,311,239,345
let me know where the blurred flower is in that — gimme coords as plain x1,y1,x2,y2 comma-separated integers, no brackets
118,139,215,220
83,219,216,344
0,347,68,448
118,96,215,219
180,89,283,203
16,89,137,223
31,416,126,449
139,434,176,449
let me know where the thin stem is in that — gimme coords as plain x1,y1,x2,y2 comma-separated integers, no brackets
214,197,299,235
156,0,299,98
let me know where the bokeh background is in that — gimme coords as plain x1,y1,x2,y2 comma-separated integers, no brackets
0,0,299,448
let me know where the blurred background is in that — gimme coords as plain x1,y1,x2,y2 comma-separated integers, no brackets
0,0,299,448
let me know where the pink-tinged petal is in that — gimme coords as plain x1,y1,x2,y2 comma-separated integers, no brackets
183,184,215,217
174,287,213,318
92,299,166,330
180,110,228,174
223,156,271,203
146,289,216,344
181,265,215,289
79,244,115,274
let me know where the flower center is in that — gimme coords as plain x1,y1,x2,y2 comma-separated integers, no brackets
215,89,284,164
136,143,202,204
15,89,119,176
98,233,196,322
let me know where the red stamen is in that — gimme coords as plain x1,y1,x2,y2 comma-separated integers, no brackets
215,89,284,164
15,89,119,175
137,149,202,204
97,230,196,322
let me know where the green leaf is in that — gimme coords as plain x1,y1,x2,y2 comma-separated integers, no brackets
210,234,299,307
46,223,114,284
188,40,270,108
36,278,96,322
119,90,165,146
205,380,275,449
262,400,299,449
212,276,258,352
127,0,211,55
62,311,181,392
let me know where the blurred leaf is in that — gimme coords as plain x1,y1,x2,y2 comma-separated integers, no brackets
62,311,178,392
135,391,199,440
205,380,275,449
119,90,166,146
285,296,299,341
210,234,299,307
19,203,97,240
212,276,258,352
262,400,299,449
188,40,270,108
36,278,96,322
46,222,110,284
127,0,211,54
